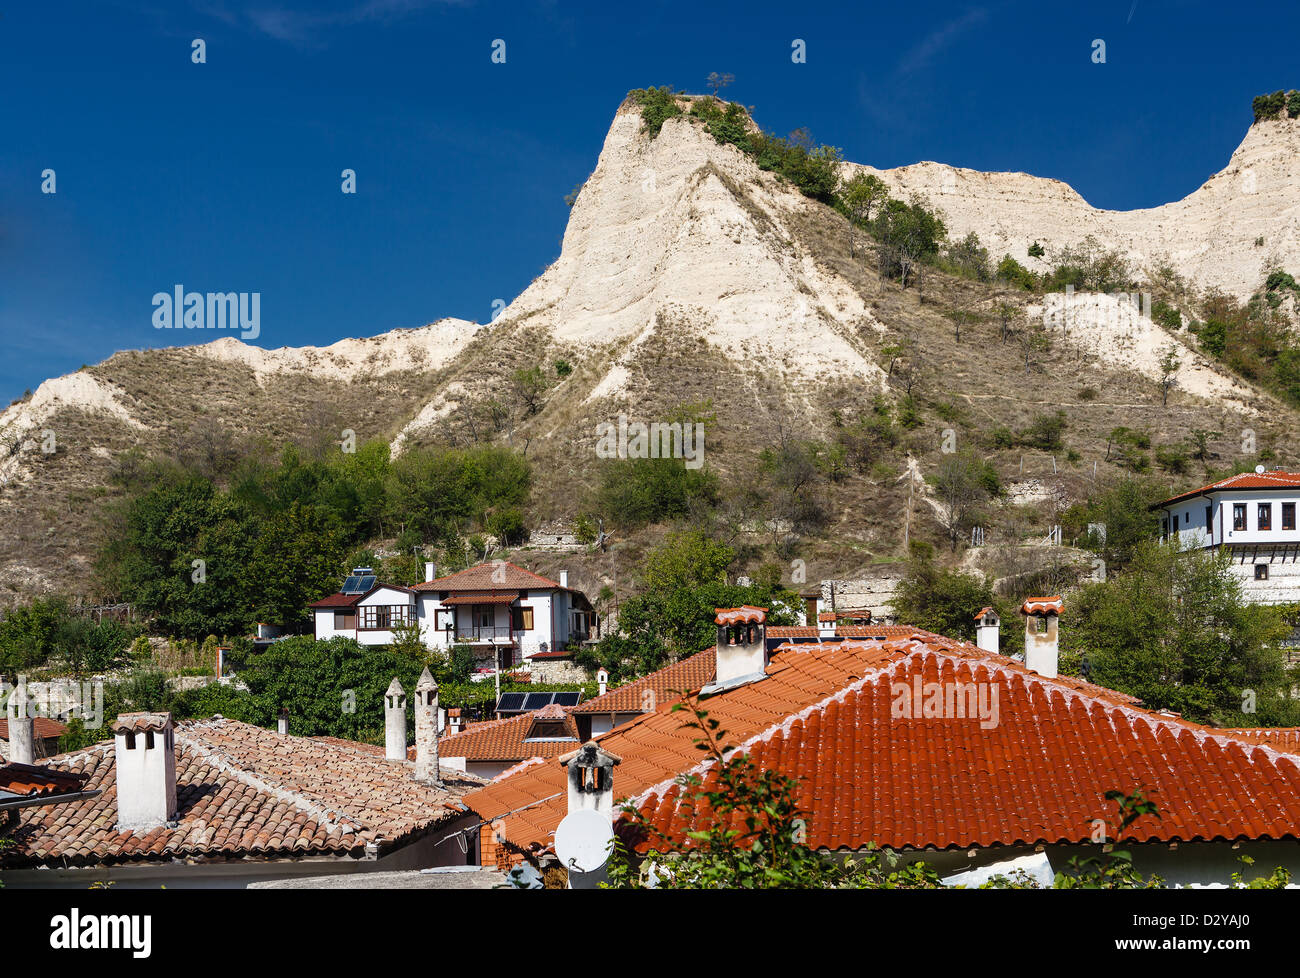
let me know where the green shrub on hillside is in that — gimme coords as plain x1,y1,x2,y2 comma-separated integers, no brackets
628,86,684,137
1252,90,1288,122
996,254,1037,290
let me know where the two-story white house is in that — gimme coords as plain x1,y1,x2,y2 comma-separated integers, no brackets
411,561,596,668
307,563,597,669
1152,470,1300,604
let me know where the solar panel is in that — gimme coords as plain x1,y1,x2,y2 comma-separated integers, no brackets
356,575,376,592
521,692,553,711
551,691,583,707
496,692,527,713
341,575,364,594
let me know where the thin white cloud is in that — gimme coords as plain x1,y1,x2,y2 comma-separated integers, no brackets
895,7,990,78
201,0,467,46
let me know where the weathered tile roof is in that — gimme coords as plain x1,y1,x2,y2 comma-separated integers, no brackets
571,649,717,716
2,717,479,868
0,762,89,799
465,632,1299,859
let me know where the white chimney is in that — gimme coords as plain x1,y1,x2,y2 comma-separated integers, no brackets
1021,597,1062,679
561,741,622,819
413,667,440,785
817,612,837,638
704,607,769,692
5,677,35,765
424,561,436,583
974,607,1000,655
384,678,407,761
447,708,462,735
113,712,177,834
596,668,608,696
559,570,569,589
277,707,289,736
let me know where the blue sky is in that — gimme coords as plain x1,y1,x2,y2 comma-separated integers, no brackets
1,0,1295,403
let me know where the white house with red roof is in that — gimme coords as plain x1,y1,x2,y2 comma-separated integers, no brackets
1152,470,1300,603
410,561,594,668
309,567,418,644
308,563,596,665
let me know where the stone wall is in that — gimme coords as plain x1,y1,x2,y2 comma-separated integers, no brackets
820,569,906,622
526,657,590,684
1228,548,1300,605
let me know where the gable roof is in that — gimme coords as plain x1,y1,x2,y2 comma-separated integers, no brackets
411,561,563,593
631,649,1298,852
0,717,68,741
1153,470,1300,508
464,632,1297,858
437,708,580,765
307,582,414,609
2,717,479,869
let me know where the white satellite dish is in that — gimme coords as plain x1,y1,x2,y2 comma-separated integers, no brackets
1256,464,1267,474
554,808,614,875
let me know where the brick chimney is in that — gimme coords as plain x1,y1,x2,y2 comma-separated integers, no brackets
1021,597,1062,679
5,677,34,765
705,606,768,692
385,678,407,761
560,741,622,819
113,712,177,833
974,607,1000,655
413,667,440,785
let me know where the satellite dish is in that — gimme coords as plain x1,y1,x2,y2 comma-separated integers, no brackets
554,808,613,875
1256,464,1267,474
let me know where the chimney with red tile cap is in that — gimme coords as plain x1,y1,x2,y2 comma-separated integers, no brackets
705,606,769,692
1020,597,1062,679
974,606,1000,655
5,677,35,765
385,678,408,761
113,712,177,833
413,667,440,785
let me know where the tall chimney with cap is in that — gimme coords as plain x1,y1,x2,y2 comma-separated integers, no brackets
277,707,289,736
1020,597,1062,678
447,707,462,735
113,712,177,833
424,561,436,583
704,606,769,692
596,668,608,696
974,607,1000,655
413,667,440,784
5,676,35,765
559,570,569,589
560,741,622,819
385,678,407,761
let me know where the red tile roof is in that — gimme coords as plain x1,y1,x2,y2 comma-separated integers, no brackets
411,561,562,593
714,606,767,625
465,632,1300,860
437,708,580,765
973,606,995,622
1021,596,1063,615
2,717,480,869
0,762,89,799
111,712,172,734
0,717,69,741
1218,728,1300,754
308,582,414,609
570,649,717,716
1154,471,1300,508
